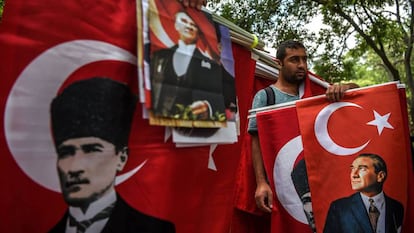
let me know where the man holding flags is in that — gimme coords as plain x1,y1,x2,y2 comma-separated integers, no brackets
247,40,358,231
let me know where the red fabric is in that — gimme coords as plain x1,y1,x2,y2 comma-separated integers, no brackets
122,43,255,233
150,0,219,60
0,1,138,232
305,71,328,97
231,209,271,233
145,0,220,109
232,72,326,233
0,1,255,233
398,86,414,233
256,106,314,233
296,83,414,233
233,76,272,215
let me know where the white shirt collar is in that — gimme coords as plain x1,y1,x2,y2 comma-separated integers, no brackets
360,191,385,212
69,189,117,221
177,40,196,54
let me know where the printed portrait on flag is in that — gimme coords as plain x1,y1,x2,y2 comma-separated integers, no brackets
251,72,328,233
0,1,253,233
296,83,413,233
323,153,403,233
47,77,175,233
255,104,315,233
0,1,177,232
171,24,239,146
148,0,234,128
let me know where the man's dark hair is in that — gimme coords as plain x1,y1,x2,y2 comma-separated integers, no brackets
276,40,306,60
357,153,388,182
51,77,137,152
291,159,310,198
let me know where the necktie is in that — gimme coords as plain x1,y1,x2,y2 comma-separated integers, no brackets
368,198,380,232
69,202,115,233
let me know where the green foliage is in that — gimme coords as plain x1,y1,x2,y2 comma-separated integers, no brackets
215,0,411,80
215,0,414,132
173,104,226,122
0,0,4,22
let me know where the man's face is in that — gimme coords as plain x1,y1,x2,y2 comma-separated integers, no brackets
278,48,308,84
301,192,316,232
350,157,384,195
175,12,199,45
56,137,127,206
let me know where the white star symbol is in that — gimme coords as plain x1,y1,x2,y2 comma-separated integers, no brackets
366,111,394,135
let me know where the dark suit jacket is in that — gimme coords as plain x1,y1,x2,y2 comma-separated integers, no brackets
323,192,404,233
48,196,175,233
150,45,225,119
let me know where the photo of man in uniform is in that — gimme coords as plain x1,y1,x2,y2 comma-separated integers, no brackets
48,77,175,233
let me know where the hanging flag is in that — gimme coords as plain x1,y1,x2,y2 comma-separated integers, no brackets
234,72,327,233
123,43,255,233
296,82,414,233
147,0,229,128
0,1,256,233
231,54,272,233
256,104,315,233
0,1,140,232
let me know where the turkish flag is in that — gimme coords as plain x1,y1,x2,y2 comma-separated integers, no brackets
233,71,327,216
230,72,273,233
0,1,139,232
245,73,327,233
0,1,253,233
256,105,314,233
123,43,255,233
296,82,414,233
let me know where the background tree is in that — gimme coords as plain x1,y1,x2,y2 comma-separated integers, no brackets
0,0,4,22
209,0,414,132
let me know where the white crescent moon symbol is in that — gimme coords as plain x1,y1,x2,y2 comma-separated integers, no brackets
4,40,144,192
314,102,370,156
273,135,308,224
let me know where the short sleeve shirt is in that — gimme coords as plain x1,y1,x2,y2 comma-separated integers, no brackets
247,85,299,134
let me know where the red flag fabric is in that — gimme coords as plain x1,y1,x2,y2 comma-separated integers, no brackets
149,0,219,59
233,76,272,216
230,71,273,233
0,1,139,232
0,1,255,233
256,105,315,233
234,73,327,233
296,82,414,233
233,71,327,214
397,85,414,233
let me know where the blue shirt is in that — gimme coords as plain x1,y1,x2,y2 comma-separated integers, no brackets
247,85,299,133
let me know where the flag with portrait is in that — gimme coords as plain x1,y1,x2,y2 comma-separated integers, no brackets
146,0,236,130
250,73,327,233
296,82,414,233
0,0,250,233
255,104,315,233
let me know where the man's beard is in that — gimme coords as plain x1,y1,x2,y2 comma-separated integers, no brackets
284,73,305,84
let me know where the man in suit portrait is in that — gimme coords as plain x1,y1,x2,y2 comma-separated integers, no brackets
48,77,175,233
323,153,404,233
291,159,316,233
150,10,226,122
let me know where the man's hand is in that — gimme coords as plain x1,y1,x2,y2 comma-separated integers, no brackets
255,182,273,213
325,83,359,102
182,0,207,10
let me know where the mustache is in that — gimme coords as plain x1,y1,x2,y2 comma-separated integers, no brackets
65,178,90,187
